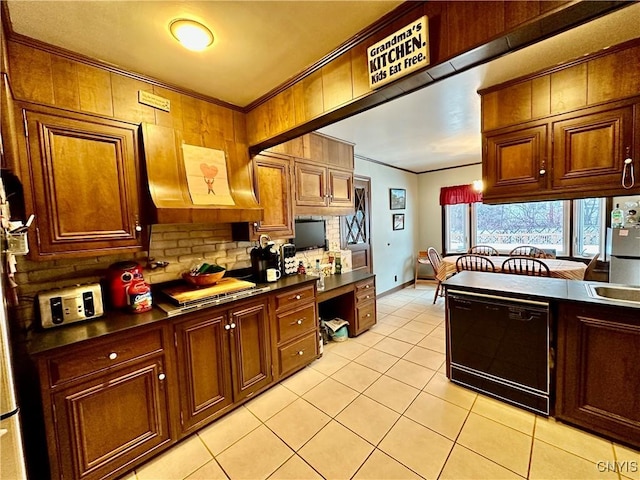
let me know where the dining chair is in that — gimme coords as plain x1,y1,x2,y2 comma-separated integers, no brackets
501,257,550,276
414,250,431,288
456,254,496,272
468,245,499,256
583,253,599,280
426,247,446,304
509,245,547,258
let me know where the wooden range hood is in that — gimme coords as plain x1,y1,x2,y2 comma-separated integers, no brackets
141,123,263,224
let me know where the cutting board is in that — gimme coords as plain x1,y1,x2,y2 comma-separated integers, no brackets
162,278,257,305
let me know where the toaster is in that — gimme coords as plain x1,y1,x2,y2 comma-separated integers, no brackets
38,283,104,329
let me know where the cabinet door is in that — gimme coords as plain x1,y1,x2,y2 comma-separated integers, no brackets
254,154,294,238
328,169,354,209
228,300,272,402
294,161,327,207
51,358,170,480
556,303,640,448
552,105,634,192
21,104,143,258
483,124,548,200
174,312,233,435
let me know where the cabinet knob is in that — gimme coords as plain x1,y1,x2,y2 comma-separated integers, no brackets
539,169,546,175
108,352,117,360
297,319,303,325
297,350,304,356
366,314,371,318
365,285,370,289
158,373,166,381
295,295,301,300
366,295,370,299
225,324,231,330
230,323,236,329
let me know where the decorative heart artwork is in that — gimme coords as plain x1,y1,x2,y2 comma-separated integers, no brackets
200,163,218,178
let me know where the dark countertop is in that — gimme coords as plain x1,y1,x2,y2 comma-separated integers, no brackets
443,271,640,310
24,271,375,356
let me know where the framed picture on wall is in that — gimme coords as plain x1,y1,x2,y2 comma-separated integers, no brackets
390,188,406,210
393,213,405,230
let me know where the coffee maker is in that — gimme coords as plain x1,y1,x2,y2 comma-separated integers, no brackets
250,235,280,283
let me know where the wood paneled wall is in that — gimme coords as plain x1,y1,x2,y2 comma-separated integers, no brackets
245,0,572,149
5,40,249,170
480,40,640,132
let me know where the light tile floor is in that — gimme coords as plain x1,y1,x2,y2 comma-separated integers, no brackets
123,284,639,480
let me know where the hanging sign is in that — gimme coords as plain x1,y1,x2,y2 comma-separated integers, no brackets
138,90,171,112
367,16,429,89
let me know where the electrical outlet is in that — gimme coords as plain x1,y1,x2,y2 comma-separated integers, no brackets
394,275,398,282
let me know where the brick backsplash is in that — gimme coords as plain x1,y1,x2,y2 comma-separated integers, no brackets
11,216,350,331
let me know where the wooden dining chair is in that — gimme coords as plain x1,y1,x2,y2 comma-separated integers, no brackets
414,250,431,288
501,257,550,276
468,245,499,256
509,245,547,258
583,253,599,280
456,254,496,272
426,247,445,304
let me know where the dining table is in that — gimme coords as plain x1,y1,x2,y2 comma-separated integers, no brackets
436,255,587,282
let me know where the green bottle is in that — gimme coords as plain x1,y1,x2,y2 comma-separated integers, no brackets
611,204,624,229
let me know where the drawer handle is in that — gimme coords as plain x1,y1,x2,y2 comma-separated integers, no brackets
366,314,371,318
365,285,370,289
108,352,118,360
365,295,370,299
230,323,236,329
294,350,304,356
295,295,301,300
225,324,231,330
158,373,166,381
290,319,304,326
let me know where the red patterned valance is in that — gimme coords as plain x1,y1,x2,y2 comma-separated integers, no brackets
439,184,482,206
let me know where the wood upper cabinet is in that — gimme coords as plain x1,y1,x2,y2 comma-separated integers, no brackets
37,327,171,480
174,298,271,435
17,103,144,258
483,124,549,200
551,104,635,193
556,302,640,449
233,153,293,241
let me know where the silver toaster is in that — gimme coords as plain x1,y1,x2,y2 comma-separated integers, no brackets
38,283,104,329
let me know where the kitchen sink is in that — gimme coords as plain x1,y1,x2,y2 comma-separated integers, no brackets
586,284,640,304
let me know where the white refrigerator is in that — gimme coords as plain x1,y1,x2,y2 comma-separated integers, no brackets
0,270,28,479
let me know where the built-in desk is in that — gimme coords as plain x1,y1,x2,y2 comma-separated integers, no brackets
317,270,376,336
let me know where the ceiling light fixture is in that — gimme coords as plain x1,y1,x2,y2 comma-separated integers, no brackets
169,19,214,51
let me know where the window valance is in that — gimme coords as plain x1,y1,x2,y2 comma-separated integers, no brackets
439,184,482,206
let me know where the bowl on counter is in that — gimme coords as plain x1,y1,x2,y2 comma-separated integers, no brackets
182,269,226,287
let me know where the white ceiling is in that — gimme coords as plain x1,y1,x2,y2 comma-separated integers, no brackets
6,1,640,173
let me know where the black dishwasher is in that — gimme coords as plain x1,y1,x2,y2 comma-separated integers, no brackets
447,290,550,415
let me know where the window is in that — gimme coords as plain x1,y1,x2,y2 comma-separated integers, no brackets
574,198,606,257
445,203,468,253
443,197,606,258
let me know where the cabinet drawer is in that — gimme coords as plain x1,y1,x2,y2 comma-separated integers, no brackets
277,303,317,344
356,287,376,305
278,332,318,376
47,329,164,386
356,301,376,332
275,285,315,312
355,278,375,298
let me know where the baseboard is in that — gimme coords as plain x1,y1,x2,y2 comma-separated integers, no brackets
377,280,415,298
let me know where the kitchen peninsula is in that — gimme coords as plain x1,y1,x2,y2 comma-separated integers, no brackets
443,271,640,450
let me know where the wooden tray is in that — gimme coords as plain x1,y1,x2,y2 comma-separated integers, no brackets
162,278,256,305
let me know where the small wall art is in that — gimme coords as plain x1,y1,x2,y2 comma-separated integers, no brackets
390,188,406,210
393,213,405,230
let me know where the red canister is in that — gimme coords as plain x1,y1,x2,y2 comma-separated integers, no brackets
106,261,145,308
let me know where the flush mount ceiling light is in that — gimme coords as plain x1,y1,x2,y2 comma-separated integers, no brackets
169,19,214,51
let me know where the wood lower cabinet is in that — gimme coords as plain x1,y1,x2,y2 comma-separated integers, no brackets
272,284,318,378
353,277,377,336
35,326,171,480
556,302,640,449
174,298,271,436
16,102,145,259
